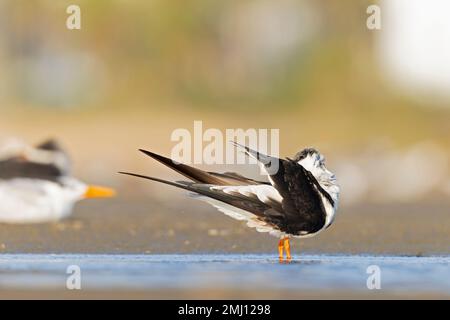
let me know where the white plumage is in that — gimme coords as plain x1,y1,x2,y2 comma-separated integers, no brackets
0,178,87,224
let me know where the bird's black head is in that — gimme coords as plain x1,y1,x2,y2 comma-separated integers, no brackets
36,139,63,152
293,148,321,162
292,147,326,170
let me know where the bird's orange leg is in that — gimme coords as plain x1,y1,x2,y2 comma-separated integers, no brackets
284,238,292,262
278,239,284,262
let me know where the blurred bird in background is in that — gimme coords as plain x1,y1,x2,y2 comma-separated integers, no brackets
0,139,116,224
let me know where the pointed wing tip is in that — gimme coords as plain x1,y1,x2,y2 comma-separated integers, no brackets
118,171,134,176
138,148,151,155
118,171,147,179
230,141,250,152
230,140,244,147
139,148,169,160
117,171,159,182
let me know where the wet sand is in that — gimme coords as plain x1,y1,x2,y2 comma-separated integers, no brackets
0,195,449,255
0,192,449,299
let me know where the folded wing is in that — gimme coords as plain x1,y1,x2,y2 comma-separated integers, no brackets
226,143,329,234
121,146,330,236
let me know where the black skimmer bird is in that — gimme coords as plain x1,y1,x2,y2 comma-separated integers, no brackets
120,143,340,262
0,139,116,224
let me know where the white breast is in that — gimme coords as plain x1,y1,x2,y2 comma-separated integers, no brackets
0,179,76,224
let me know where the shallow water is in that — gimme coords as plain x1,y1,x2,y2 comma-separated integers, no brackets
0,254,449,296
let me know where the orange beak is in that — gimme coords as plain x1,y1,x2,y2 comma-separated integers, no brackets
84,185,116,199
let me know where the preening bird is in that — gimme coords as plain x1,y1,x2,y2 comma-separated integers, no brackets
120,143,340,262
0,139,116,224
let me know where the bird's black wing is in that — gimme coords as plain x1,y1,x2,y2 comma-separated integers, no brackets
207,172,269,185
270,160,327,234
233,143,328,235
0,158,64,182
139,149,267,186
118,172,285,228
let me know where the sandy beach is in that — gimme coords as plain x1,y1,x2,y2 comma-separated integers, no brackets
0,193,449,299
0,195,449,255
